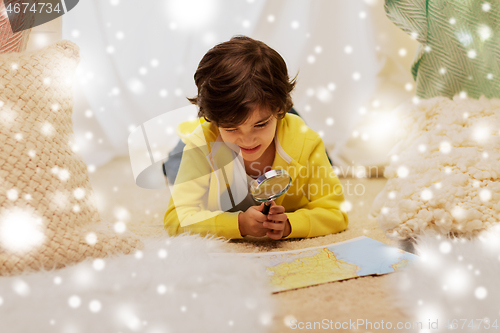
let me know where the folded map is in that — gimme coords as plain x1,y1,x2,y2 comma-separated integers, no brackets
210,236,419,293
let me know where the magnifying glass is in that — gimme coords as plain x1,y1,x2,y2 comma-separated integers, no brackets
250,169,292,215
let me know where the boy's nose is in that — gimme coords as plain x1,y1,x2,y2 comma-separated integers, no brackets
239,139,257,147
238,136,256,145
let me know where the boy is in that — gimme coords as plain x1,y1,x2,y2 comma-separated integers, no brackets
164,36,348,240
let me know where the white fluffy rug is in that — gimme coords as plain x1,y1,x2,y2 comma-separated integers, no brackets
389,225,500,332
0,234,275,333
371,95,500,240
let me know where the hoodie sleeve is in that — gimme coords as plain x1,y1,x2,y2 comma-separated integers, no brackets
283,136,349,239
163,141,243,239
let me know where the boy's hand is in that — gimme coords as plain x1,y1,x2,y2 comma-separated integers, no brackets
238,203,271,237
264,201,291,240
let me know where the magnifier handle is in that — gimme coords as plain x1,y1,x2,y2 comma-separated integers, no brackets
262,202,271,215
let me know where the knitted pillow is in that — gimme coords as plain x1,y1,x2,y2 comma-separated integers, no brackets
0,40,143,276
0,2,32,53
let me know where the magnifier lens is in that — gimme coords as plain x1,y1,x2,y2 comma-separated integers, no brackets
251,175,290,200
250,169,292,213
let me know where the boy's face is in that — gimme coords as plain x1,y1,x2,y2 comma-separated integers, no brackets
218,107,277,162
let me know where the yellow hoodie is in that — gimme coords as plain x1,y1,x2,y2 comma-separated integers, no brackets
164,113,348,239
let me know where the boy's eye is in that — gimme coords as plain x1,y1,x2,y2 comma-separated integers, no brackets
223,121,268,132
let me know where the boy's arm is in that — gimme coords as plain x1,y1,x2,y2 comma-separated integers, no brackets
164,196,242,239
163,143,244,239
283,137,349,239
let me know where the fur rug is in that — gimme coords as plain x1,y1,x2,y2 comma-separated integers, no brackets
0,234,275,333
389,225,500,332
370,95,500,240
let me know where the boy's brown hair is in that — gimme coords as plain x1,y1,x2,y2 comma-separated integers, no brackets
188,35,297,128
